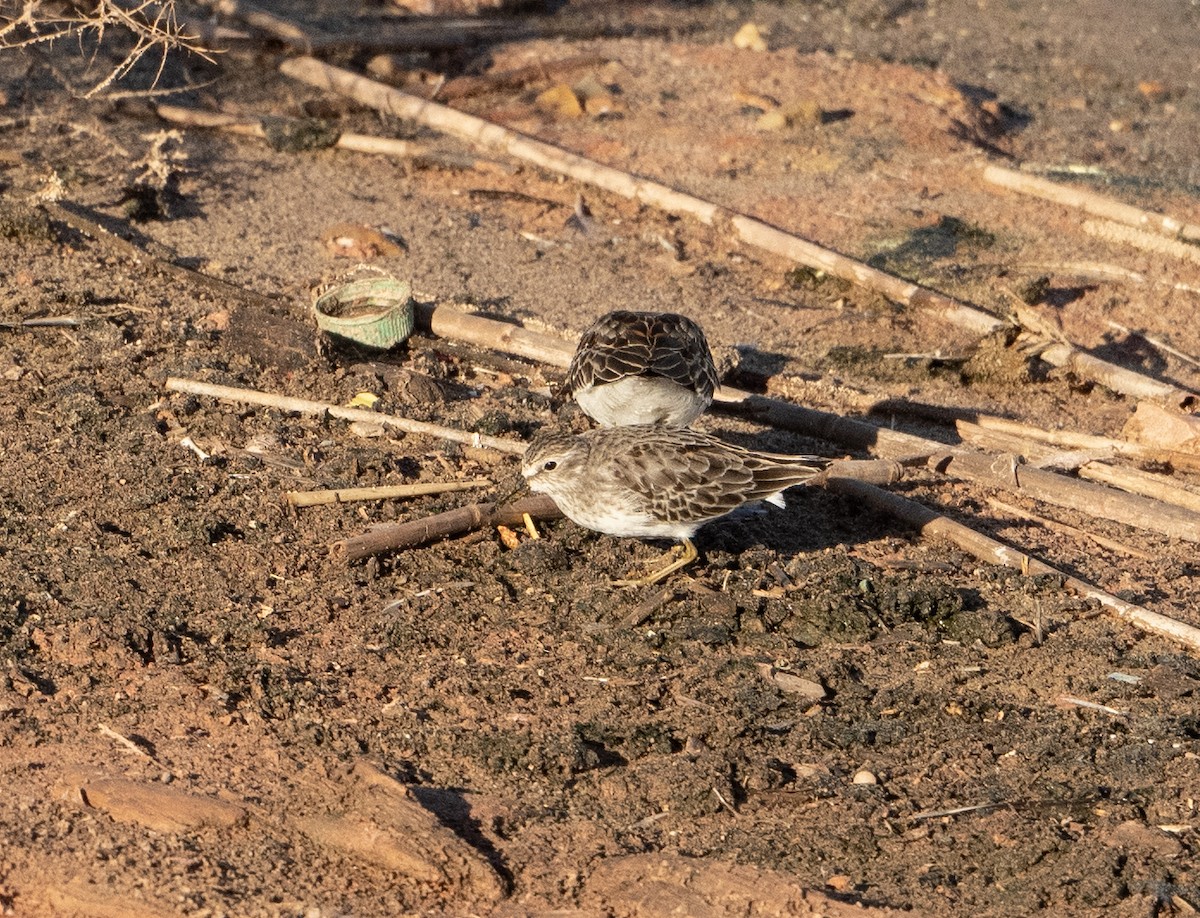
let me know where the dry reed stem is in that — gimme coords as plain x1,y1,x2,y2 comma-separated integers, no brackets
207,0,530,51
333,495,561,561
165,377,527,455
966,415,1200,473
930,447,1200,543
1077,463,1200,515
985,496,1155,560
826,477,1200,654
279,56,1197,408
983,164,1200,242
287,479,490,508
154,103,432,159
1082,219,1200,266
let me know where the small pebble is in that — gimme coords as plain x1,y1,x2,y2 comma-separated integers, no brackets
732,22,768,52
1138,79,1168,102
755,110,789,131
536,83,584,118
852,769,878,785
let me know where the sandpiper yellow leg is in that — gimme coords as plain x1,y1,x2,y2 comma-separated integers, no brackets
616,537,699,586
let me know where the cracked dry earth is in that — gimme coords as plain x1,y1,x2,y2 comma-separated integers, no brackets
2,1,1200,916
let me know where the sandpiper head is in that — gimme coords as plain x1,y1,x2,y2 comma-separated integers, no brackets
521,431,588,496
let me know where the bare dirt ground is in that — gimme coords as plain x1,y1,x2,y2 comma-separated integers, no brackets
3,2,1200,915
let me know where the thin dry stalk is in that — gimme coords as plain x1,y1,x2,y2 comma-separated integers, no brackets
97,723,159,763
334,495,561,561
930,448,1200,544
957,421,1200,517
983,164,1200,242
1082,219,1200,266
1036,340,1195,405
953,422,1100,468
154,103,433,160
985,496,1155,561
287,479,490,508
964,415,1200,473
1054,694,1127,716
1077,463,1200,515
279,56,1198,408
165,377,527,455
824,477,1200,654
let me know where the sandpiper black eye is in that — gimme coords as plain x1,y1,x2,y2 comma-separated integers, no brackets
543,460,558,471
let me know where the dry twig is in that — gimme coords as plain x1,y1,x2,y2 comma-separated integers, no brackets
334,495,561,561
165,377,527,455
287,480,490,508
962,415,1200,473
985,496,1155,561
984,164,1200,243
931,447,1200,544
204,0,534,51
1077,463,1200,515
154,103,434,161
1,0,216,97
1083,219,1200,267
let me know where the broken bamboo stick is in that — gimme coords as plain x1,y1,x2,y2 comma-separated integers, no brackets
928,448,1200,544
1082,219,1200,267
964,414,1200,473
333,494,561,561
286,479,490,507
155,103,433,160
164,377,527,455
982,164,1200,243
1077,462,1200,515
279,56,1198,408
825,477,1200,654
985,496,1155,561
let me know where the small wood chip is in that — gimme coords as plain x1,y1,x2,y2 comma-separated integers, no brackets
756,663,826,703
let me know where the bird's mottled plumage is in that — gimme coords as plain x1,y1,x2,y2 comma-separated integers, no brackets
565,310,718,427
521,425,829,543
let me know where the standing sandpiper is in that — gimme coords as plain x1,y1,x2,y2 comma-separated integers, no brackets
564,310,719,428
521,425,829,583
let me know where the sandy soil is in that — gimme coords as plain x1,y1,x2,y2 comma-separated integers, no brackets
2,1,1200,915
